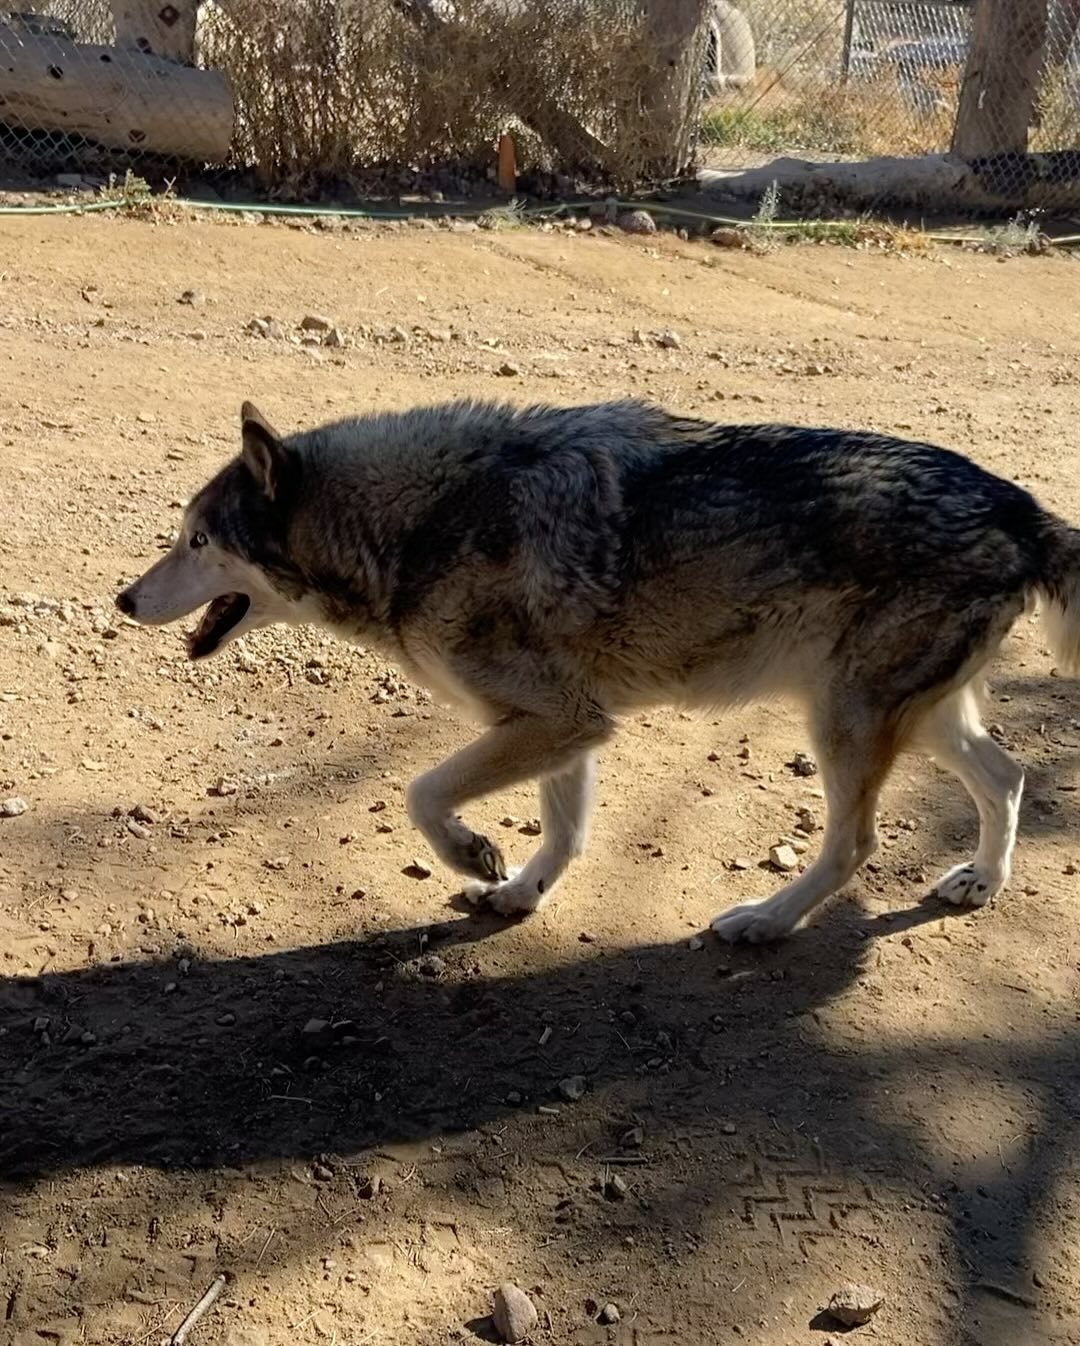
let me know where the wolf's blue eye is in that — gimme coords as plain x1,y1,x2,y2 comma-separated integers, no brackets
191,531,209,549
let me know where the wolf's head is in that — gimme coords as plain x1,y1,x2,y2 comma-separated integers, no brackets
116,403,303,659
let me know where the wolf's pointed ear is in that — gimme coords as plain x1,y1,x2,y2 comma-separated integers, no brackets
241,401,289,500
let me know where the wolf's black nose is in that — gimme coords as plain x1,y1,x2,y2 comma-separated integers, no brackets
115,589,136,617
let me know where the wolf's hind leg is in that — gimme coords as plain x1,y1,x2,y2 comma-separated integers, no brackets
915,685,1024,907
711,699,896,943
405,710,611,897
464,751,597,914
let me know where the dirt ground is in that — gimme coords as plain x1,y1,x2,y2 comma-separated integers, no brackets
1,209,1079,1346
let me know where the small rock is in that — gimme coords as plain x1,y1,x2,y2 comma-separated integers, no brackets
178,289,206,307
210,776,239,797
302,1018,330,1035
496,361,522,377
403,859,432,879
492,1283,538,1343
126,819,150,840
216,1012,236,1027
599,1303,621,1324
129,803,157,824
312,1163,334,1182
621,1125,644,1148
656,330,681,349
605,1174,628,1201
828,1283,885,1328
710,226,745,248
417,954,446,977
519,818,542,836
300,313,333,332
265,855,291,871
789,751,819,777
357,1174,382,1199
769,844,799,872
33,1016,50,1033
245,317,270,337
730,856,753,871
558,1075,587,1101
324,327,345,348
688,935,705,951
1,797,28,818
618,209,656,235
796,806,820,832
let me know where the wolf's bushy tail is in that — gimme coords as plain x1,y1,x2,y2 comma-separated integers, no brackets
1038,523,1080,675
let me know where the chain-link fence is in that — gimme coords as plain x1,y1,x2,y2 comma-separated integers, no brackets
2,1,1080,209
701,2,1080,202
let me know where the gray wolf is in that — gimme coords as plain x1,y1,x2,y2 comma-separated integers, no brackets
116,398,1080,942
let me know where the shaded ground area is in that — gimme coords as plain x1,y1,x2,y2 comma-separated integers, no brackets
1,211,1078,1345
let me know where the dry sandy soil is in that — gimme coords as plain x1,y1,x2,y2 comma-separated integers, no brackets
1,209,1079,1346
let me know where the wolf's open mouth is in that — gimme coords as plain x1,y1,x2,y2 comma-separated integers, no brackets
187,593,251,659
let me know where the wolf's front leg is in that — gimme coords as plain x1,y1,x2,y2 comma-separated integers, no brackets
464,752,597,913
405,711,610,911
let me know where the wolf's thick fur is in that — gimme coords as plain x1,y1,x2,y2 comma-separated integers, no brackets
118,399,1080,941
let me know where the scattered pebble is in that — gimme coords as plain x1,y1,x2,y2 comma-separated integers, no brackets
496,361,522,377
558,1075,587,1101
788,751,819,777
769,843,800,872
618,209,656,235
312,1163,334,1182
605,1174,629,1201
302,1018,330,1035
688,934,705,951
1,797,28,818
796,806,819,832
828,1283,885,1328
491,1283,538,1343
656,330,681,350
178,289,206,307
711,226,745,248
599,1303,621,1324
300,314,333,332
403,859,432,879
729,856,753,871
621,1126,644,1149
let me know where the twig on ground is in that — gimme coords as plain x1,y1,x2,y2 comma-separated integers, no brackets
169,1274,226,1345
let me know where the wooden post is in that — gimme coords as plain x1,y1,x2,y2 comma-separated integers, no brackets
0,28,233,161
112,2,197,63
952,0,1050,157
642,0,710,178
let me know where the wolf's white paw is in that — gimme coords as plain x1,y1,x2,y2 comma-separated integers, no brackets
710,900,794,944
933,862,1002,908
463,867,548,915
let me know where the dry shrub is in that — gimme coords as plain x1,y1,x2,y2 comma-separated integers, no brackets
198,0,702,192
